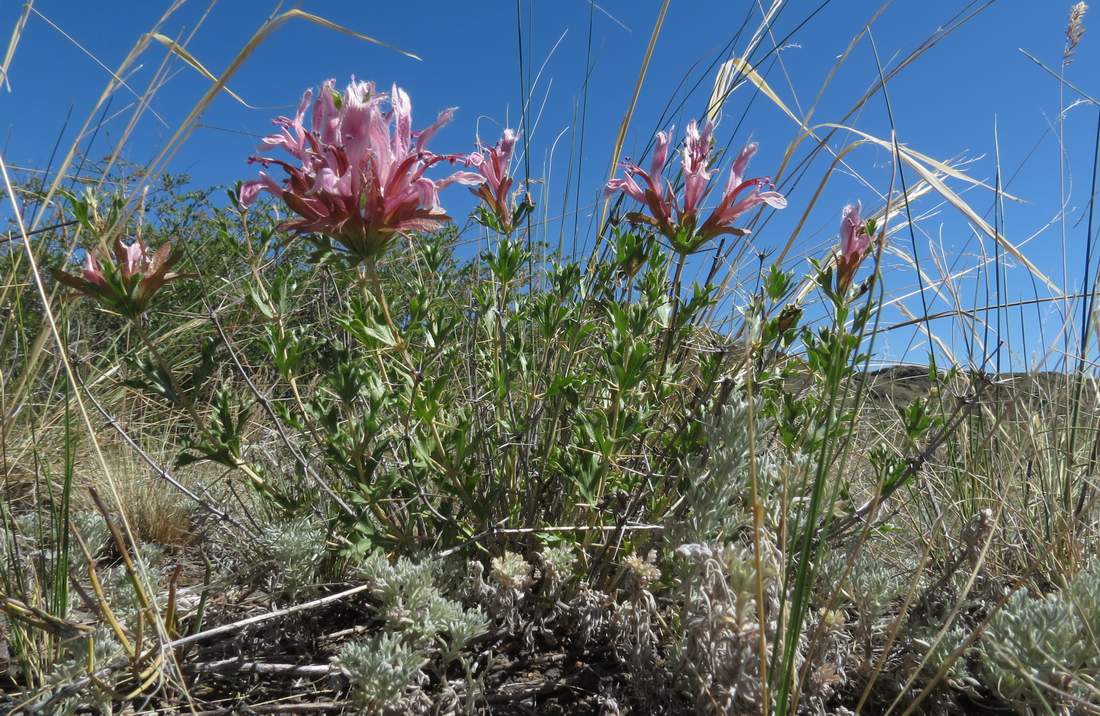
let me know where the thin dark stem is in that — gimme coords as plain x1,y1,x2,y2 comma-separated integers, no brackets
1072,107,1100,519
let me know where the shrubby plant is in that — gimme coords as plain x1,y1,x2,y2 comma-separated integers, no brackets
7,5,1098,709
100,76,815,567
33,72,912,712
980,568,1100,712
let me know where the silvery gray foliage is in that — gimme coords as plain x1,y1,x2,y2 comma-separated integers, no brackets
612,551,664,700
677,398,760,545
336,632,428,713
803,606,853,707
462,548,612,654
540,545,576,592
671,542,783,715
70,511,110,558
490,550,535,591
41,626,120,716
568,585,610,649
9,510,108,615
1066,561,1100,674
911,624,978,689
847,555,905,626
819,551,907,650
104,542,164,619
258,516,325,599
981,587,1090,710
14,510,108,556
676,397,797,547
359,550,440,629
12,512,45,550
357,551,486,655
428,595,489,663
476,551,538,638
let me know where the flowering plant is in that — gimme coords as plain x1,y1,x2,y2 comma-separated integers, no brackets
53,237,184,317
460,128,531,234
606,119,786,254
240,79,476,261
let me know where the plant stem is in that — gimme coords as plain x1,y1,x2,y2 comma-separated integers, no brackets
660,251,687,376
361,256,461,536
131,319,203,429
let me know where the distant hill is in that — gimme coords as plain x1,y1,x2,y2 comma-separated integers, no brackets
860,365,1098,420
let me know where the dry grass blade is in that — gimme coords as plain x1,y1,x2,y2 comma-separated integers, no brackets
73,528,134,658
704,0,784,124
726,54,1021,199
1019,47,1099,106
281,8,421,61
32,7,170,127
147,32,261,109
23,0,186,233
717,52,1056,301
168,583,373,650
0,0,33,90
0,594,92,639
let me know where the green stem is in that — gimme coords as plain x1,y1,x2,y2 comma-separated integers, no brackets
361,257,461,536
132,320,203,429
659,252,687,376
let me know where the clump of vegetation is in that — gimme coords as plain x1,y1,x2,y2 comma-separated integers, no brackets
2,2,1099,714
336,632,428,713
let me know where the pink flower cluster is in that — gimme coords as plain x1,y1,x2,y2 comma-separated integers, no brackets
240,79,481,260
460,128,520,232
605,119,786,253
54,238,183,316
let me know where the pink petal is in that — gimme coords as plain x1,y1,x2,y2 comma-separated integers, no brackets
416,107,456,151
390,83,412,157
758,190,786,209
499,128,518,156
439,171,486,187
840,201,863,259
313,81,340,144
650,127,673,178
83,252,105,287
239,180,264,207
124,241,146,277
726,141,758,194
606,172,647,204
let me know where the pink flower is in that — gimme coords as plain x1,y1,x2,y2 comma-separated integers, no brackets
605,127,677,237
462,128,521,232
82,252,105,288
241,79,475,260
836,201,873,293
839,202,871,264
680,120,714,217
606,120,786,253
54,238,183,317
696,141,787,240
121,240,146,280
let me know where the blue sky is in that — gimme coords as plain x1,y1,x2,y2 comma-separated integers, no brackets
3,1,1099,370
